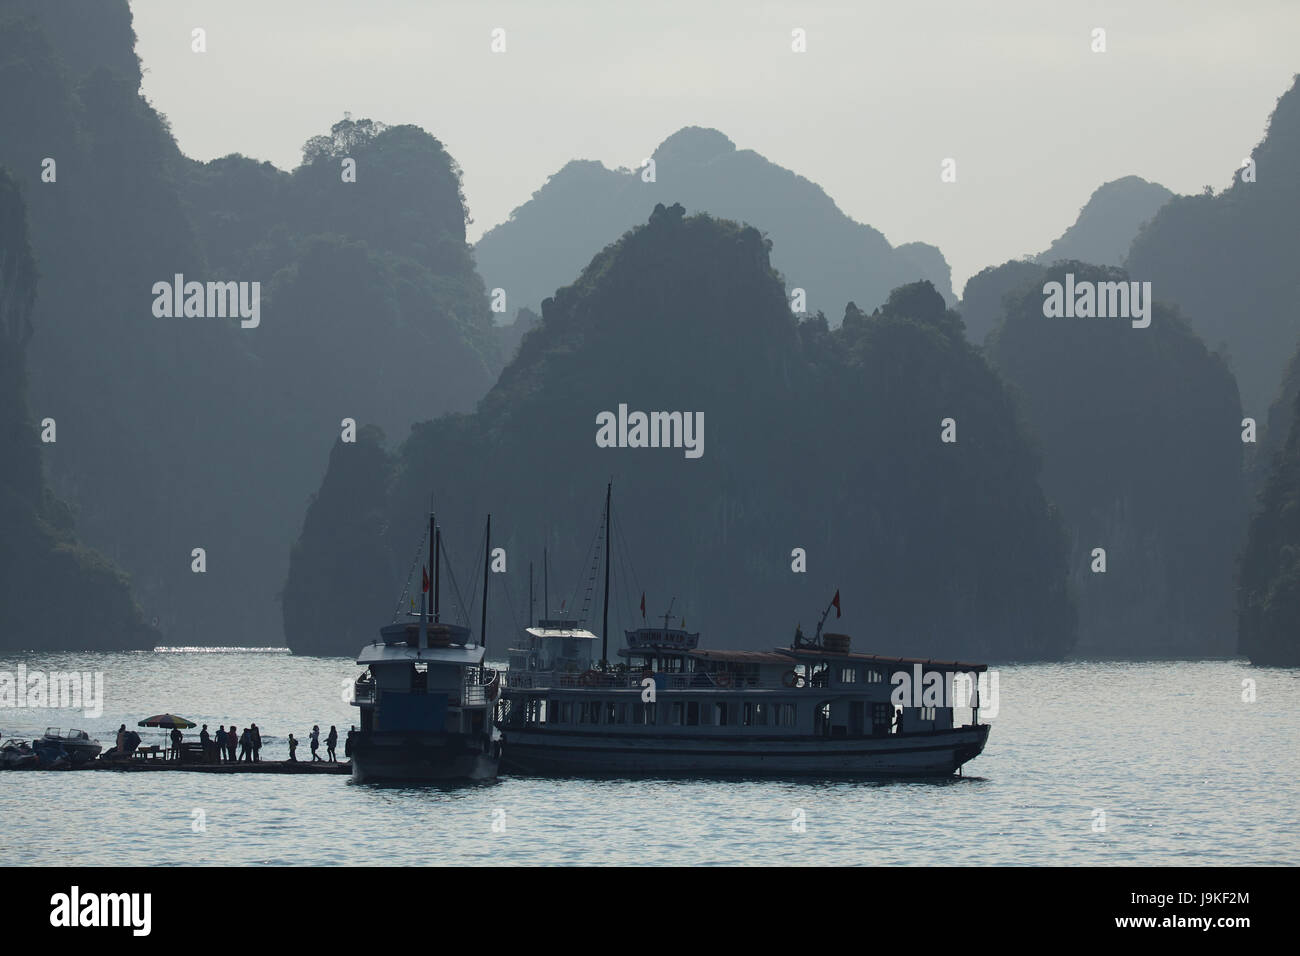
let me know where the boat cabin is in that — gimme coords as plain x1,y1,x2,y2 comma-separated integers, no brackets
502,628,988,739
353,620,492,738
505,619,600,688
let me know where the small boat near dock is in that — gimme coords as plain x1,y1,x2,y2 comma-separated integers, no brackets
349,511,501,784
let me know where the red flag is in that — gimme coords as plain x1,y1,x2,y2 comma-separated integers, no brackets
640,592,646,619
422,566,430,593
831,589,841,618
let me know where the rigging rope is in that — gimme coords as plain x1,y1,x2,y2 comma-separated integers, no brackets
390,521,430,622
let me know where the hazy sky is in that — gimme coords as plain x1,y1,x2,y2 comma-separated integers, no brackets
129,0,1299,292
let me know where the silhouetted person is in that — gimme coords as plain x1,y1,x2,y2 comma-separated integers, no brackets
310,725,321,762
199,724,210,761
169,727,182,760
894,708,904,735
227,725,238,763
251,723,262,763
287,734,298,763
216,725,228,763
344,726,356,760
115,724,126,753
326,725,338,762
239,726,252,762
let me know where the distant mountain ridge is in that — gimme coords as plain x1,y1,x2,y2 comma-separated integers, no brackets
474,126,955,326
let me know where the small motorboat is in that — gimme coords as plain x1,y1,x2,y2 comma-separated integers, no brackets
40,728,102,766
0,740,38,770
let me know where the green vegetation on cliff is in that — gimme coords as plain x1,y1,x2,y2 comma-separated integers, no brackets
285,205,1074,660
0,168,156,650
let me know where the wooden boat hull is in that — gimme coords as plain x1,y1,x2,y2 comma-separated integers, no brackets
500,724,990,777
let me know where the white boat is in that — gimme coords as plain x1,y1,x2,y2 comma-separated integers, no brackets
350,513,500,784
497,486,991,778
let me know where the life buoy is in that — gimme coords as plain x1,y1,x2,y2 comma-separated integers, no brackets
782,670,805,688
714,671,734,688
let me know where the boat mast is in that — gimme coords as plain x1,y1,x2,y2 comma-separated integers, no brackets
601,481,612,668
433,521,442,624
543,547,549,621
419,511,433,648
481,514,491,650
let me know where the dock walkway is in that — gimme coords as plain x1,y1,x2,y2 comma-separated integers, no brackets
76,760,350,774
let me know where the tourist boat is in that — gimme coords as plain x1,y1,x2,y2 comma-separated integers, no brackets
38,728,102,765
497,486,991,777
349,513,500,784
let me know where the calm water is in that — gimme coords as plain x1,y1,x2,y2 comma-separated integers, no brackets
1,651,1296,866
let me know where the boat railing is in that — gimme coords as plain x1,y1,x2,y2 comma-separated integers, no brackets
504,671,807,691
353,677,376,705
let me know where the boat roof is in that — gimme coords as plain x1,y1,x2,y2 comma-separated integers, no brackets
357,643,486,666
524,626,598,640
688,649,792,664
683,647,985,671
778,647,988,672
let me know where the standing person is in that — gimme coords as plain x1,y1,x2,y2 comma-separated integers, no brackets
216,726,228,764
226,725,238,763
238,726,251,762
199,724,211,762
250,723,262,763
344,726,356,761
326,726,338,762
169,727,182,761
287,734,298,763
309,725,322,762
115,724,126,753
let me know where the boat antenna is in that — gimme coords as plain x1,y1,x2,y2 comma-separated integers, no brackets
544,547,549,621
662,597,676,630
601,480,612,668
529,561,534,626
481,514,491,650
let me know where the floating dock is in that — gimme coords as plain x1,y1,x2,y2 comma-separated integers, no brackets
72,760,351,774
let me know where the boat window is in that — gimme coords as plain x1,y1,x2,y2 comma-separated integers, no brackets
605,701,617,724
671,702,684,725
616,703,628,724
686,701,700,725
548,699,560,723
754,701,768,726
714,701,728,726
840,667,858,684
701,701,714,725
742,702,755,727
921,706,936,721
